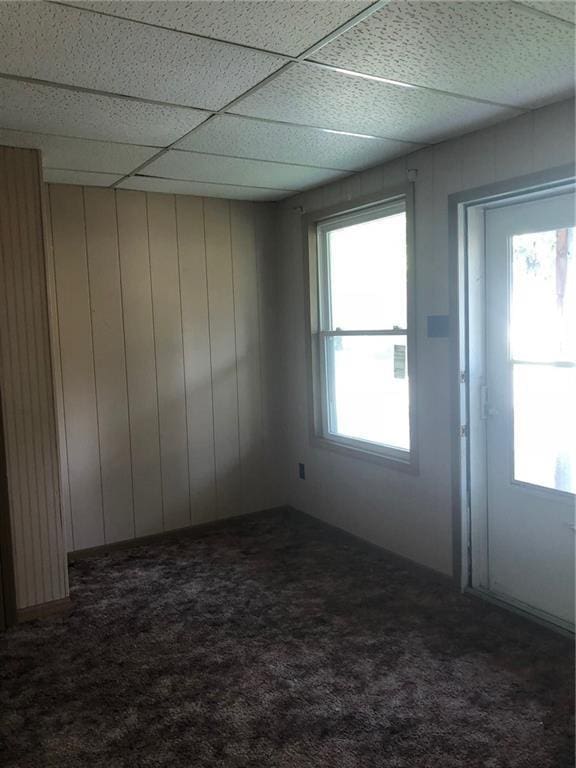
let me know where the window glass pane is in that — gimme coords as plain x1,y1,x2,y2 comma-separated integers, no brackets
327,211,406,330
326,335,409,451
513,363,576,493
511,227,575,362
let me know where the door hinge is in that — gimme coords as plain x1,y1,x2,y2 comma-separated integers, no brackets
460,370,467,384
460,424,469,438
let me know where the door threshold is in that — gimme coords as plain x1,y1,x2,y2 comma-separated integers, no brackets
465,586,574,637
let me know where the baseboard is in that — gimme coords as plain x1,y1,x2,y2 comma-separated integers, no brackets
16,597,71,623
465,587,575,638
288,506,455,588
289,507,572,637
68,506,291,562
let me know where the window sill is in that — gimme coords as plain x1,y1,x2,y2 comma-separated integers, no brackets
310,435,419,475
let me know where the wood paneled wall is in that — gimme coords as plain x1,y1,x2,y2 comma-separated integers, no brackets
47,185,277,552
0,147,68,610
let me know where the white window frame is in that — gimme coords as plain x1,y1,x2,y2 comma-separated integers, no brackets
304,190,418,471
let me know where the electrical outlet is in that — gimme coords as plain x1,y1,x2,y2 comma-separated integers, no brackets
298,462,306,480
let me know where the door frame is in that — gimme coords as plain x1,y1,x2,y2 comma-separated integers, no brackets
448,163,576,632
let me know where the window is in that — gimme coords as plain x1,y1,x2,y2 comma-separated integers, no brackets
311,197,414,465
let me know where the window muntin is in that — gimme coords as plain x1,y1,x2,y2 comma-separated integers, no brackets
316,200,411,459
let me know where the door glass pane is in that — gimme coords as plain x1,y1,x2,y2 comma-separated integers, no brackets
513,364,576,493
326,335,409,450
327,212,406,330
511,227,575,362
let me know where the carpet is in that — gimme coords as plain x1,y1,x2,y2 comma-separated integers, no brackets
0,509,573,767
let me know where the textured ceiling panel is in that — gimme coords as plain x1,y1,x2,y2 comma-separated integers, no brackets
117,175,290,201
0,128,157,173
175,114,422,171
520,1,576,23
0,2,284,110
314,1,575,108
64,0,373,56
144,149,347,190
232,65,520,144
0,79,207,146
44,169,121,186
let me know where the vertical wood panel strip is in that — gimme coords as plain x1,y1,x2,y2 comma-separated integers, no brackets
50,184,104,550
0,148,67,608
33,160,68,601
204,198,241,520
39,179,69,597
7,151,45,602
12,151,48,603
21,155,56,601
116,190,163,537
43,183,74,551
31,158,67,600
0,150,33,606
230,201,263,515
84,188,134,543
253,204,280,509
176,196,216,524
147,193,190,531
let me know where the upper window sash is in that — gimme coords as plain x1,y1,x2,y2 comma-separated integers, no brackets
316,199,408,334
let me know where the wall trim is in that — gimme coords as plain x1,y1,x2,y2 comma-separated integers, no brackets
16,597,71,624
290,506,571,637
289,506,454,588
67,506,290,562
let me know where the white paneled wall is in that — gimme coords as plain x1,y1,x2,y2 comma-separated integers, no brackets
47,185,279,552
276,99,576,578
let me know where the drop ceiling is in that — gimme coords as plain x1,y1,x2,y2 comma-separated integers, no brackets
0,0,573,201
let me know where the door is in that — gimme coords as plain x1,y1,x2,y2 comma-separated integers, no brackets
484,191,575,629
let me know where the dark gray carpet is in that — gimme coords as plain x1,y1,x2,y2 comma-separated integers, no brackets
0,509,573,767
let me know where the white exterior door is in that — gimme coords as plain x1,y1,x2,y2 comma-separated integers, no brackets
484,191,575,629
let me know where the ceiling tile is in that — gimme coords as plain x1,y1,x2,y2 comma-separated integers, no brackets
175,114,422,171
0,2,285,110
0,79,207,146
314,1,575,108
66,1,373,56
143,149,347,191
117,175,290,201
232,64,521,144
44,169,121,186
0,128,157,173
520,1,576,23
